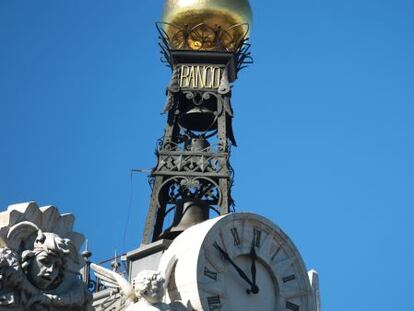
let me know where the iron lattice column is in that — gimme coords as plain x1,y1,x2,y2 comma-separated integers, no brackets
141,25,252,245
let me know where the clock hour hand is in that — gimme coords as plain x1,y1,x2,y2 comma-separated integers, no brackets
214,242,256,294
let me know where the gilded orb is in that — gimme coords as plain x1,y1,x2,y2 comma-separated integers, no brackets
162,0,252,51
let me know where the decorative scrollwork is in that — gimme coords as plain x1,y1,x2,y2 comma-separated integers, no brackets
87,279,97,293
158,176,222,208
157,22,249,52
156,22,253,72
236,40,253,72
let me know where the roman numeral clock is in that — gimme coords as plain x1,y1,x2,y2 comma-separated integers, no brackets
118,1,321,311
159,213,319,311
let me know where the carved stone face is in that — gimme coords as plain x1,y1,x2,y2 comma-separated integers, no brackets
27,251,63,290
144,277,165,304
134,272,165,304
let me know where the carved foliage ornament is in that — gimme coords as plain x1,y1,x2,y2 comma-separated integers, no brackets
0,202,92,311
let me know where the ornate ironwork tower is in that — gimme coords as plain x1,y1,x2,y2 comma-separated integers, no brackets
92,4,321,311
141,2,253,245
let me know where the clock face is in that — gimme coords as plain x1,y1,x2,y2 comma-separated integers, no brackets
160,213,316,311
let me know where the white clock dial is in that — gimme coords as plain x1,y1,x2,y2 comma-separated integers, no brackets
159,213,316,311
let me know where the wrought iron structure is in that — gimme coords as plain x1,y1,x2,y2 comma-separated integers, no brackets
81,247,127,294
157,22,249,52
141,24,252,244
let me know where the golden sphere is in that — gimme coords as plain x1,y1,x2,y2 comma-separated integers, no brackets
162,0,252,51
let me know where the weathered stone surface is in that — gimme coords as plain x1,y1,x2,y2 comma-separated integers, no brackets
308,270,321,311
91,264,188,311
0,202,92,311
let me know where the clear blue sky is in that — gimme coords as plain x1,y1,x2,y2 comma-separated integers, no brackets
1,1,413,310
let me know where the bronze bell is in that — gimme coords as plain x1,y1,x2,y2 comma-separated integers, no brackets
185,137,210,152
161,200,210,240
179,107,216,132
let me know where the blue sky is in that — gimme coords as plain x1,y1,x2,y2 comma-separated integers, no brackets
1,0,413,310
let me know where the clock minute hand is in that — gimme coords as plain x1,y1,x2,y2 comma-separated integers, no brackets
249,244,259,294
214,243,255,292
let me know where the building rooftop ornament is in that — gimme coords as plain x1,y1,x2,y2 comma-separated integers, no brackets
0,2,320,311
0,202,92,311
160,0,252,51
91,263,189,311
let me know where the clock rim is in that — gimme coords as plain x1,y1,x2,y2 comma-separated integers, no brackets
159,212,316,311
